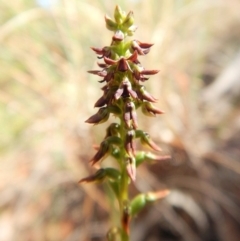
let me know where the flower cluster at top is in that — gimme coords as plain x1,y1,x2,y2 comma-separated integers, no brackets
82,6,168,183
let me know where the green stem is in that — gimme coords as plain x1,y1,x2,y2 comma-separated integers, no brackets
119,119,130,241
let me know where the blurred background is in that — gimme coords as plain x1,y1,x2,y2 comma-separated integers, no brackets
0,0,240,240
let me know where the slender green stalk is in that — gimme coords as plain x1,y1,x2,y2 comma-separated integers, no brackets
80,5,171,241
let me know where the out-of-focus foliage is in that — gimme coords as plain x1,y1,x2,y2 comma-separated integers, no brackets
0,0,240,241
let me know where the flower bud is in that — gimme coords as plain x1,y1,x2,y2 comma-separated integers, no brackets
122,11,134,29
127,25,138,36
105,15,117,31
130,190,170,216
114,5,126,24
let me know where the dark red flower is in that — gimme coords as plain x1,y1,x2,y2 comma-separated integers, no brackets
114,77,137,100
91,47,111,59
141,102,164,117
125,130,136,157
85,107,109,124
133,67,159,81
132,40,153,55
90,140,110,165
140,132,162,151
123,101,138,129
79,169,106,183
138,86,157,102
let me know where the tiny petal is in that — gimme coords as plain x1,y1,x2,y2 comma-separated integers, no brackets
122,78,137,99
131,109,138,129
125,130,136,157
94,95,107,107
135,151,171,166
124,111,131,128
91,47,110,58
141,69,159,75
130,189,169,216
117,58,130,72
97,62,108,68
142,102,164,117
140,77,149,82
128,89,138,99
79,169,106,183
114,87,124,100
104,56,118,65
137,41,154,48
143,48,150,54
127,50,138,62
112,30,124,41
88,70,107,77
91,47,103,55
90,140,110,165
139,86,157,102
126,156,136,181
85,107,109,124
140,132,162,151
123,101,137,129
104,72,114,82
127,25,138,35
146,190,170,202
145,152,171,162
